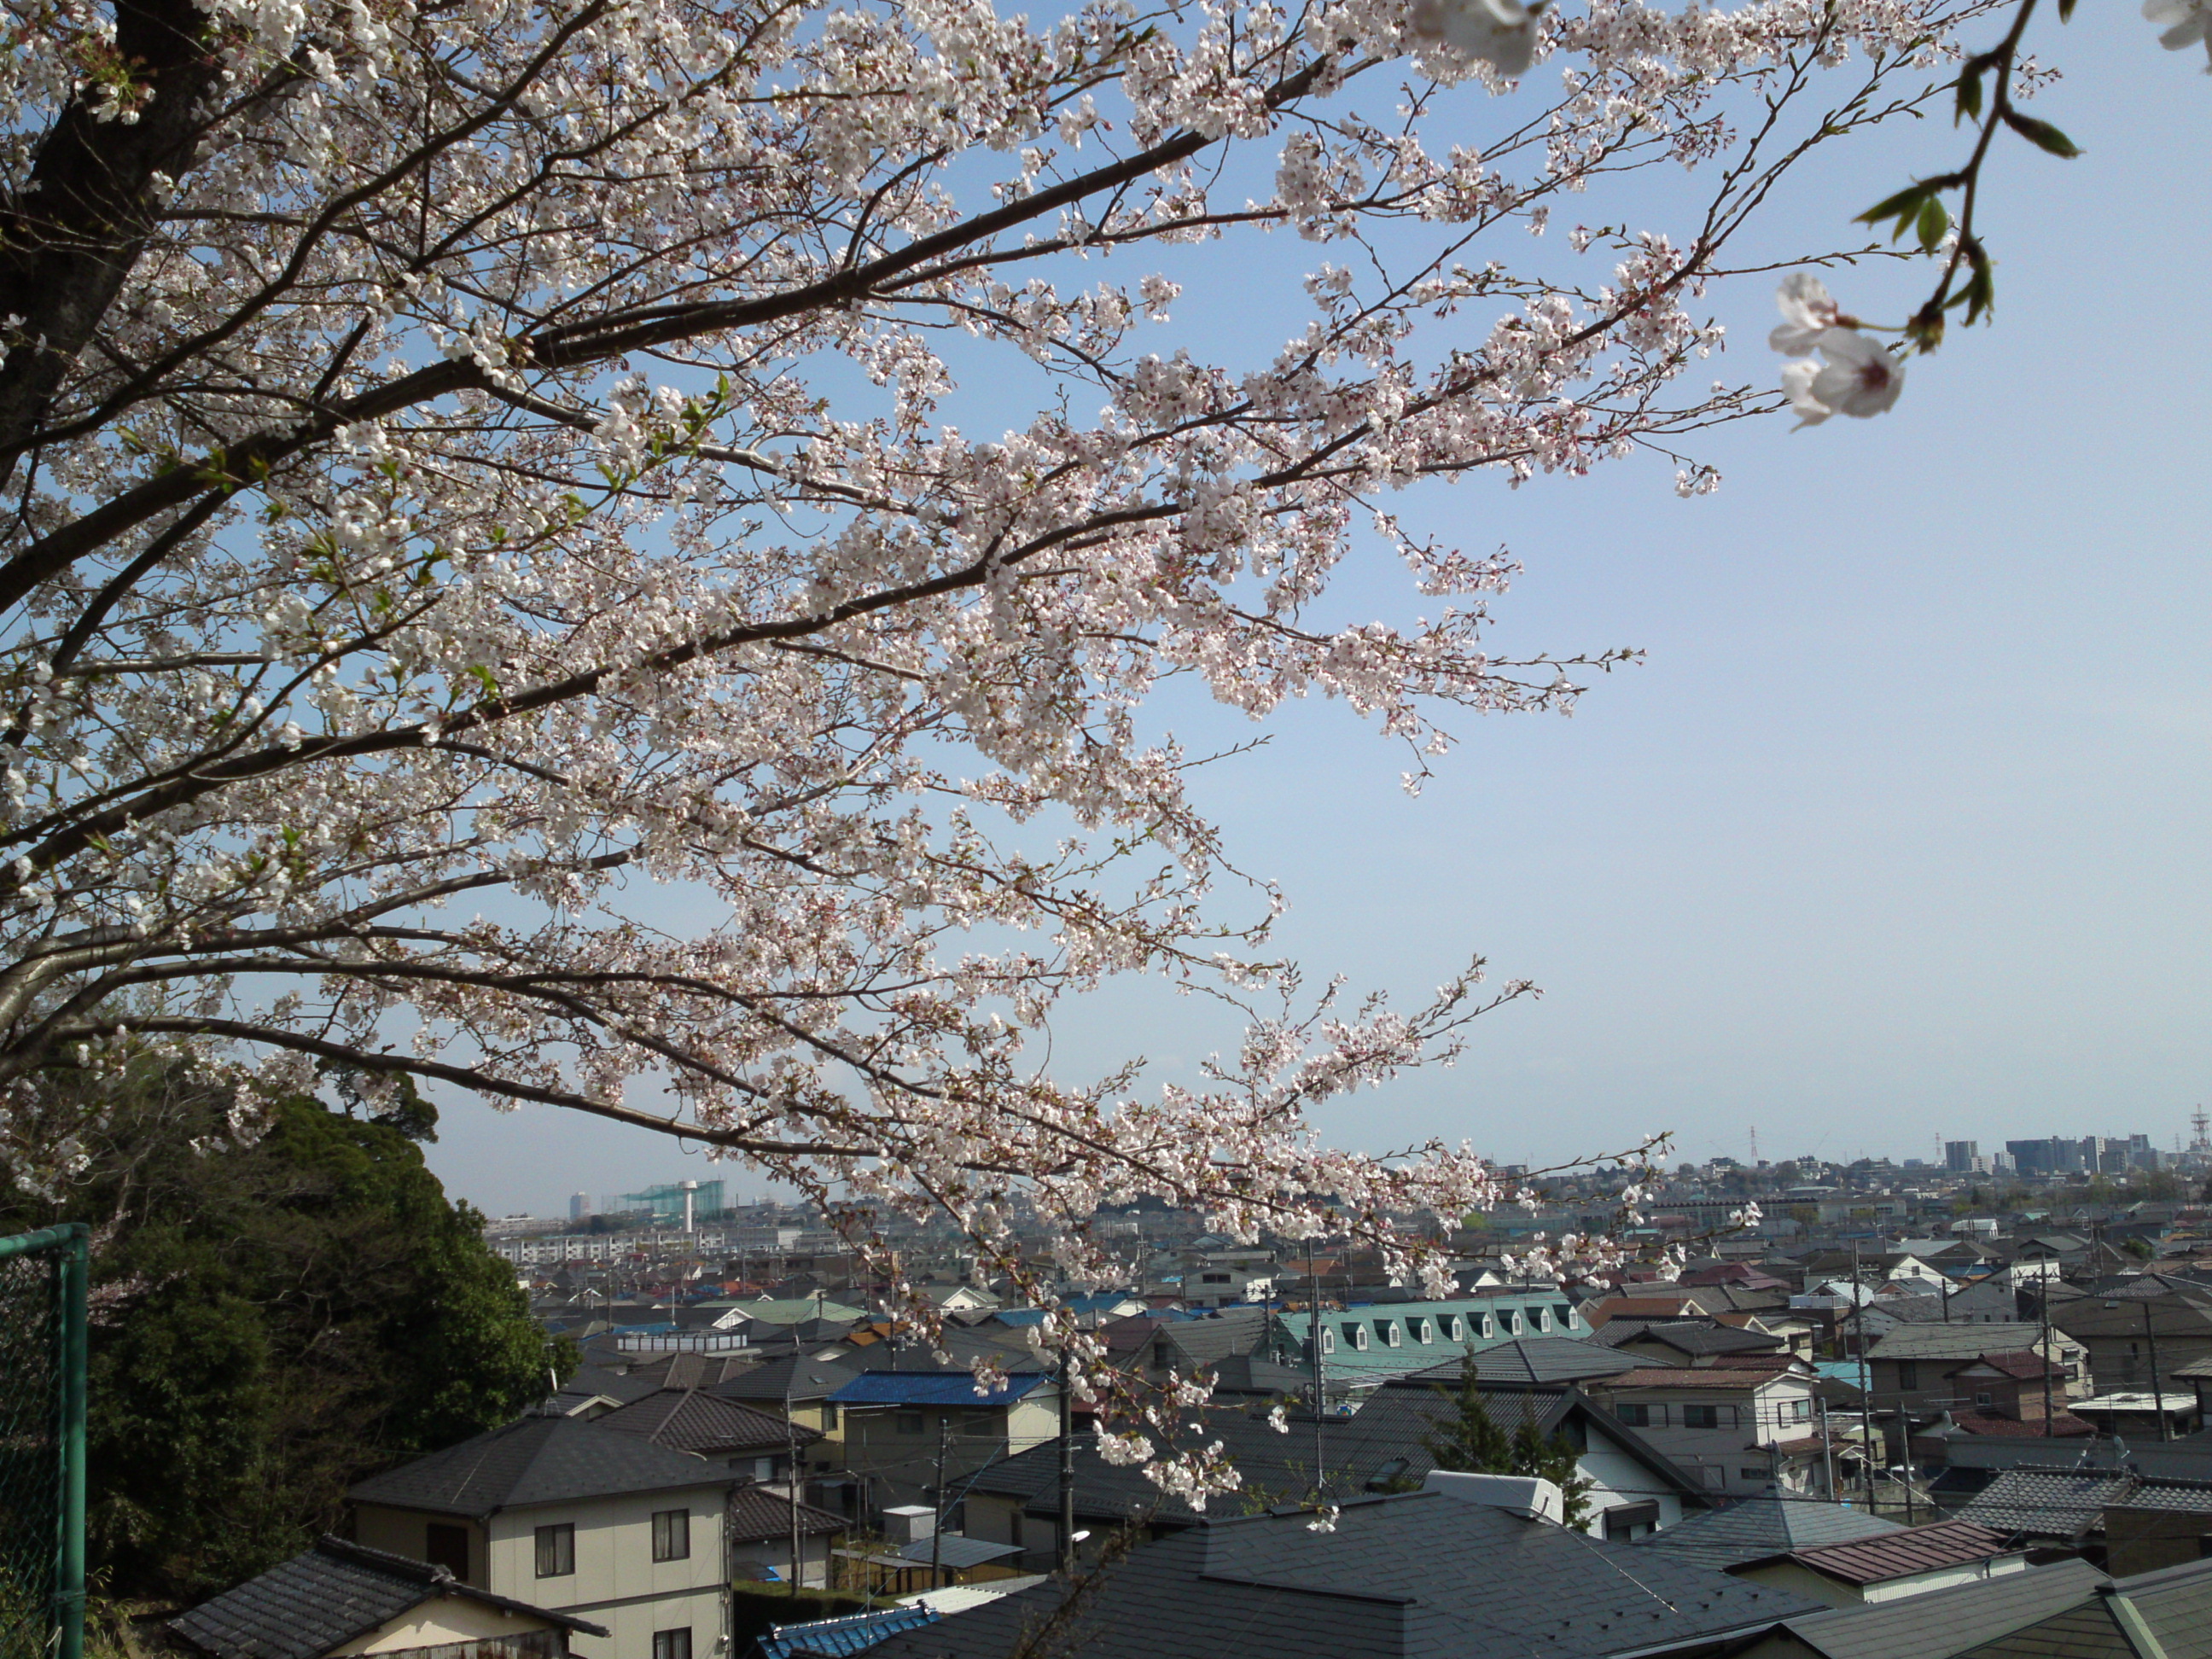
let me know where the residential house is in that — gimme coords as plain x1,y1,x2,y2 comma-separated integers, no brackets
826,1369,1061,1517
962,1370,1708,1566
1625,1557,2116,1658
2051,1284,2212,1394
864,1485,1821,1659
1590,1318,1791,1368
1720,1519,2030,1608
1268,1292,1585,1382
721,1485,847,1587
1959,1464,2212,1560
171,1537,607,1659
346,1415,735,1659
1633,1498,1907,1575
1583,1364,1828,1499
1862,1326,2085,1417
594,1388,841,1586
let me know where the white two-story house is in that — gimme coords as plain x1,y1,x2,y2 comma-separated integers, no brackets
348,1414,734,1659
1585,1364,1827,1499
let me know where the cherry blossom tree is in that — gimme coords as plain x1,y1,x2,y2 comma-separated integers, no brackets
0,0,2063,1485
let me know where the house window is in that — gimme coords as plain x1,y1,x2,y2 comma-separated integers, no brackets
1382,1322,1401,1348
534,1523,574,1579
753,1457,776,1481
1897,1360,1919,1389
1976,1391,1994,1408
1615,1403,1651,1427
1414,1319,1433,1344
1741,1468,1768,1482
1319,1329,1336,1354
1536,1308,1552,1332
895,1412,925,1435
1682,1405,1720,1429
653,1632,692,1659
1442,1316,1462,1341
1508,1313,1522,1336
1478,1315,1493,1339
1563,1307,1581,1330
425,1523,469,1580
821,1403,839,1430
1347,1323,1369,1351
1792,1399,1812,1421
651,1509,690,1563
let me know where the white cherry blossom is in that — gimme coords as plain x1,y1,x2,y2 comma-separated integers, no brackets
1409,0,1544,75
0,0,1993,1487
2145,0,2212,67
1780,329,1906,426
1770,273,1852,357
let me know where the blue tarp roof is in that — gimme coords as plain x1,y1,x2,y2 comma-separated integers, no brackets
754,1606,939,1659
829,1371,1050,1407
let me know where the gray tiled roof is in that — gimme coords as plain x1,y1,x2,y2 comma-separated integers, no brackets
347,1414,732,1518
596,1388,816,1456
706,1353,864,1405
726,1484,847,1544
866,1492,1819,1659
1592,1319,1784,1357
1633,1497,1906,1572
1391,1337,1637,1387
169,1537,603,1659
1955,1468,2137,1540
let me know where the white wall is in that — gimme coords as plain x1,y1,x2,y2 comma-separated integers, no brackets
356,1483,730,1659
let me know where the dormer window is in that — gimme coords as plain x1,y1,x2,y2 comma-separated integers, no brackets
1348,1323,1369,1351
1442,1315,1462,1341
1320,1329,1336,1354
1414,1318,1433,1344
1383,1322,1401,1348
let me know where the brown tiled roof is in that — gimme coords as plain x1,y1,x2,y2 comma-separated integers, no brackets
1786,1518,2020,1584
1943,1412,2093,1438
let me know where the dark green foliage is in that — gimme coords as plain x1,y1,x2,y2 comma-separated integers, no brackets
1421,1351,1593,1529
0,1055,570,1602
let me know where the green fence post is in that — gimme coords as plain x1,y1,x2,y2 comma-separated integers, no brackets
55,1223,86,1659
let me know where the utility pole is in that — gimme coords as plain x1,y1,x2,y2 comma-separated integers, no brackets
1852,1243,1875,1511
1308,1237,1327,1485
928,1417,950,1589
1057,1345,1076,1575
785,1367,801,1595
2040,1277,2056,1435
2144,1300,2171,1441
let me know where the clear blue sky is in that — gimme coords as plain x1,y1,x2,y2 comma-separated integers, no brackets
426,7,2212,1215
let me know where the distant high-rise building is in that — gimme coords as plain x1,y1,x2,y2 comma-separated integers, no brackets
617,1179,725,1225
2006,1138,2066,1177
1945,1140,1979,1173
568,1190,593,1223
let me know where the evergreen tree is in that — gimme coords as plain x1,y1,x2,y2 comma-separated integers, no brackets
1422,1350,1594,1529
0,1051,570,1600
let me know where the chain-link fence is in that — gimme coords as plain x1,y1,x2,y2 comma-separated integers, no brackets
0,1226,84,1659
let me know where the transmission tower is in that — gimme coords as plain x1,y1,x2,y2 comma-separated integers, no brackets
1748,1125,1760,1166
2192,1107,2210,1155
